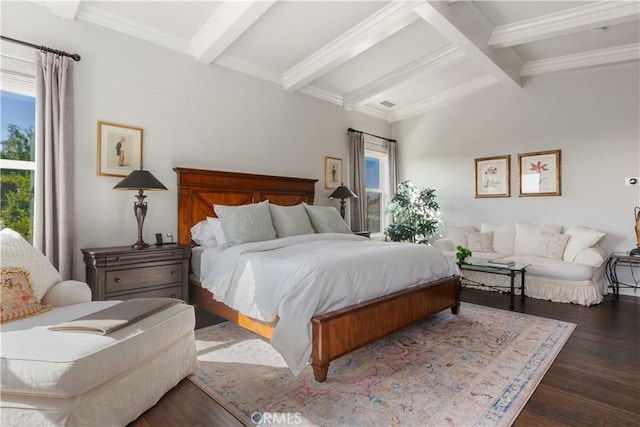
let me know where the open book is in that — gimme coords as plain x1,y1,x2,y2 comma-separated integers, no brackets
487,259,515,267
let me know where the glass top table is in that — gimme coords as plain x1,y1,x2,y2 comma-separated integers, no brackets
457,258,531,311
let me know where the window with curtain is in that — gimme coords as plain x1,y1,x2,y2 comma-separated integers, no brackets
0,56,36,242
364,139,390,236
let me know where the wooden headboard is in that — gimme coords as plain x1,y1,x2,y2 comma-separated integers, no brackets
174,167,318,246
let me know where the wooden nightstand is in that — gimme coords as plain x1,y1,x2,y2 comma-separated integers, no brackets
81,245,191,302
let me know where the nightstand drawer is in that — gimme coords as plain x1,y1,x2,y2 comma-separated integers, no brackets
104,249,187,266
107,285,184,301
106,264,183,293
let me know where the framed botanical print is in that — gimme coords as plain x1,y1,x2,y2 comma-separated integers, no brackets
475,155,510,198
97,121,143,177
325,156,342,189
518,149,561,196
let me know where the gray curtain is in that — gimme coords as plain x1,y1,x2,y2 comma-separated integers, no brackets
34,52,74,279
388,140,398,196
349,131,366,231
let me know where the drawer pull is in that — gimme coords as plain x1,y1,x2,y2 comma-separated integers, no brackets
171,294,176,298
114,278,121,283
116,257,120,261
171,271,176,276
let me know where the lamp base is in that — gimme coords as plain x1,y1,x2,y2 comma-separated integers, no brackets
630,247,640,256
132,239,149,250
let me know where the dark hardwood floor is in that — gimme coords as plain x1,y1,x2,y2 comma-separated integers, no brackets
130,289,640,427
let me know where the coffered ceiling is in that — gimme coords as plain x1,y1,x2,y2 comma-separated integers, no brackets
34,1,640,123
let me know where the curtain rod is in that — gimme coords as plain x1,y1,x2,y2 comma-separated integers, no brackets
1,35,81,62
347,127,396,143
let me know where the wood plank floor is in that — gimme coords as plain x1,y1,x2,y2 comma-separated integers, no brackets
130,289,640,427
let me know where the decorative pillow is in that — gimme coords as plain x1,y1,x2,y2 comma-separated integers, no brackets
466,231,494,252
1,268,52,323
514,222,563,255
190,219,218,247
481,223,516,255
269,203,315,238
303,203,352,234
445,226,476,248
213,201,276,246
0,228,61,300
206,217,228,247
563,225,606,262
531,232,571,259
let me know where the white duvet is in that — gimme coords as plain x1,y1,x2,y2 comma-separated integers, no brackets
199,233,458,375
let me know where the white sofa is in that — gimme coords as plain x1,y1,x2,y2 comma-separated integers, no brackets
0,228,198,426
433,223,608,306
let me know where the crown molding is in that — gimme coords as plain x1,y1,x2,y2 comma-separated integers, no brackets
191,1,275,65
520,43,640,76
282,1,419,92
298,85,343,106
490,1,640,48
343,45,465,110
51,1,80,20
76,5,191,54
214,54,282,85
353,104,389,121
388,74,498,122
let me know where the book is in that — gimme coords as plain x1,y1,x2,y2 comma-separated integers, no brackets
487,259,515,267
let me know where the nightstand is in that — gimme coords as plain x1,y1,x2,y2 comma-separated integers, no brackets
81,245,191,302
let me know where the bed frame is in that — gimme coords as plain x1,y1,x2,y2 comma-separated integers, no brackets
175,167,461,382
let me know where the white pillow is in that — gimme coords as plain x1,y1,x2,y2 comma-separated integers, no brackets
303,203,352,234
514,222,563,255
190,219,218,247
269,203,315,238
481,223,515,255
563,225,606,262
214,201,276,246
0,228,62,301
531,232,571,259
445,226,476,248
466,231,494,252
206,217,228,247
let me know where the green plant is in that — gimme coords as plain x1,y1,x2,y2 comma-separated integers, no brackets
385,180,440,244
456,245,472,262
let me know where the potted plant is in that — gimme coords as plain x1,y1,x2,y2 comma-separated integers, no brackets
456,246,472,263
385,181,440,244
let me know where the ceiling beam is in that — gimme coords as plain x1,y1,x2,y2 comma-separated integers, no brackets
489,1,640,48
282,1,419,92
51,1,80,20
413,1,523,89
343,45,466,110
191,1,276,65
520,43,640,76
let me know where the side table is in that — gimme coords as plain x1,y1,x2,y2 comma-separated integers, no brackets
605,253,640,296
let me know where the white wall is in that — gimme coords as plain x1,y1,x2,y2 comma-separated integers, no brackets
2,2,391,280
393,62,640,295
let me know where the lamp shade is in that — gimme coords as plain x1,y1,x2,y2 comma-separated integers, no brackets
113,169,167,191
329,184,357,200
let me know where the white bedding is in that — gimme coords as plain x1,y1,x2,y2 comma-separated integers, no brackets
199,233,459,375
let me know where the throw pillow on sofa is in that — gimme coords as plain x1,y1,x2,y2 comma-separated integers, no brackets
466,231,494,252
563,225,606,262
531,232,571,259
514,222,563,255
480,223,515,254
445,226,476,248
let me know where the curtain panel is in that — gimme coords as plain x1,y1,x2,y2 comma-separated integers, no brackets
349,131,366,232
34,52,74,279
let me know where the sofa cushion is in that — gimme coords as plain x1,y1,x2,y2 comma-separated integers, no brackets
1,268,52,323
505,255,594,281
563,225,606,262
480,223,515,255
514,222,563,255
466,231,494,252
531,232,570,259
446,226,476,248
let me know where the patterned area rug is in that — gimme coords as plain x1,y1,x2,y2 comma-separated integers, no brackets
189,303,575,426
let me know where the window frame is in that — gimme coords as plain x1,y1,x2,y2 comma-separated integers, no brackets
364,144,390,238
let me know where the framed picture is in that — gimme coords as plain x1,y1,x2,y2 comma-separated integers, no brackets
97,121,143,177
324,156,342,189
518,149,561,196
475,155,510,198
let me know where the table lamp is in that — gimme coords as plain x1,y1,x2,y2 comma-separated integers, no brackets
329,183,358,219
114,166,167,249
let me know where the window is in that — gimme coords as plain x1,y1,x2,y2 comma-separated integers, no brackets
1,57,36,242
364,140,390,236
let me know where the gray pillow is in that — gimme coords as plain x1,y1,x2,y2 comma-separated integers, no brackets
269,203,315,238
303,203,352,234
213,200,276,246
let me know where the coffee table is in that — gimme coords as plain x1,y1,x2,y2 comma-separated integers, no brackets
458,258,531,311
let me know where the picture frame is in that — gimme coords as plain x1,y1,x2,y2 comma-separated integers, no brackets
324,156,342,189
518,149,561,197
475,155,511,198
97,121,143,177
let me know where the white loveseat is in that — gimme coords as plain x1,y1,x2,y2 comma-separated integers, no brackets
0,228,198,426
433,223,608,306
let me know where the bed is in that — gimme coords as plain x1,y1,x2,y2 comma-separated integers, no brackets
175,167,461,382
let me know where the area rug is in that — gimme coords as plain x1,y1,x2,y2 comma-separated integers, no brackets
189,303,575,426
